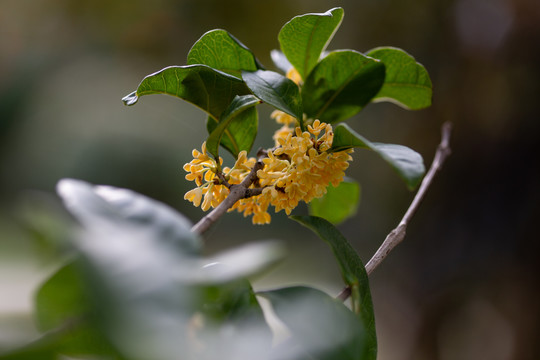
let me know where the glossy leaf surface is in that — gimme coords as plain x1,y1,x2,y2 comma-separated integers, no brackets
242,70,303,124
367,47,432,109
261,286,367,360
279,7,344,80
206,95,260,158
187,29,262,78
308,178,360,225
302,50,385,123
290,216,377,360
122,65,251,121
331,124,425,190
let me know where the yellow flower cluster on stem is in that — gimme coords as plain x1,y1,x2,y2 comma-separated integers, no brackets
184,119,352,225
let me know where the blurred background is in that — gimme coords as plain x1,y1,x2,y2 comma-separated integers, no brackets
1,0,539,359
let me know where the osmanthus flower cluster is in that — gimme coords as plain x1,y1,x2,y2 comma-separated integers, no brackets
183,113,353,224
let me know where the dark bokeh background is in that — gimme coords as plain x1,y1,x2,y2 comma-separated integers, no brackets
1,0,539,359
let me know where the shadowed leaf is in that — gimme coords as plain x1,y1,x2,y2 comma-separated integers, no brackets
242,70,303,126
206,95,260,158
302,50,385,123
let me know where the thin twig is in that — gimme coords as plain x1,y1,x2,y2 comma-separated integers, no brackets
191,159,265,235
365,121,452,274
336,286,352,302
337,122,453,300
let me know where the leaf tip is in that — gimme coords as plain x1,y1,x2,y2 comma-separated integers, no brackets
122,91,139,106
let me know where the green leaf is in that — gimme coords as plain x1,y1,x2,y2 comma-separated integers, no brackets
260,286,367,360
331,123,425,190
302,50,386,123
122,65,251,121
242,70,303,126
290,216,377,360
206,95,260,158
57,178,201,255
367,47,432,109
278,7,344,80
35,262,87,332
309,178,360,224
33,262,121,358
187,29,263,78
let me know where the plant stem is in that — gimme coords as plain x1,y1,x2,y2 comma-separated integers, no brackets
191,159,264,235
336,122,453,300
365,121,452,274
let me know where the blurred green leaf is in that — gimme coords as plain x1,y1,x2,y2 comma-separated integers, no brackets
34,263,118,357
54,179,283,360
290,216,377,360
331,124,425,190
206,95,260,159
0,341,57,360
35,262,86,332
122,65,251,121
278,7,344,80
367,47,432,109
186,241,285,285
308,178,360,224
57,178,201,255
270,49,292,74
302,50,385,123
260,286,367,360
199,280,267,325
242,70,303,126
189,279,274,360
187,29,263,78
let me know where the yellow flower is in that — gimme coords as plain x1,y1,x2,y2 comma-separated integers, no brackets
183,142,221,186
184,187,203,207
227,150,256,184
271,110,297,127
229,195,271,225
286,67,302,85
273,125,294,146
